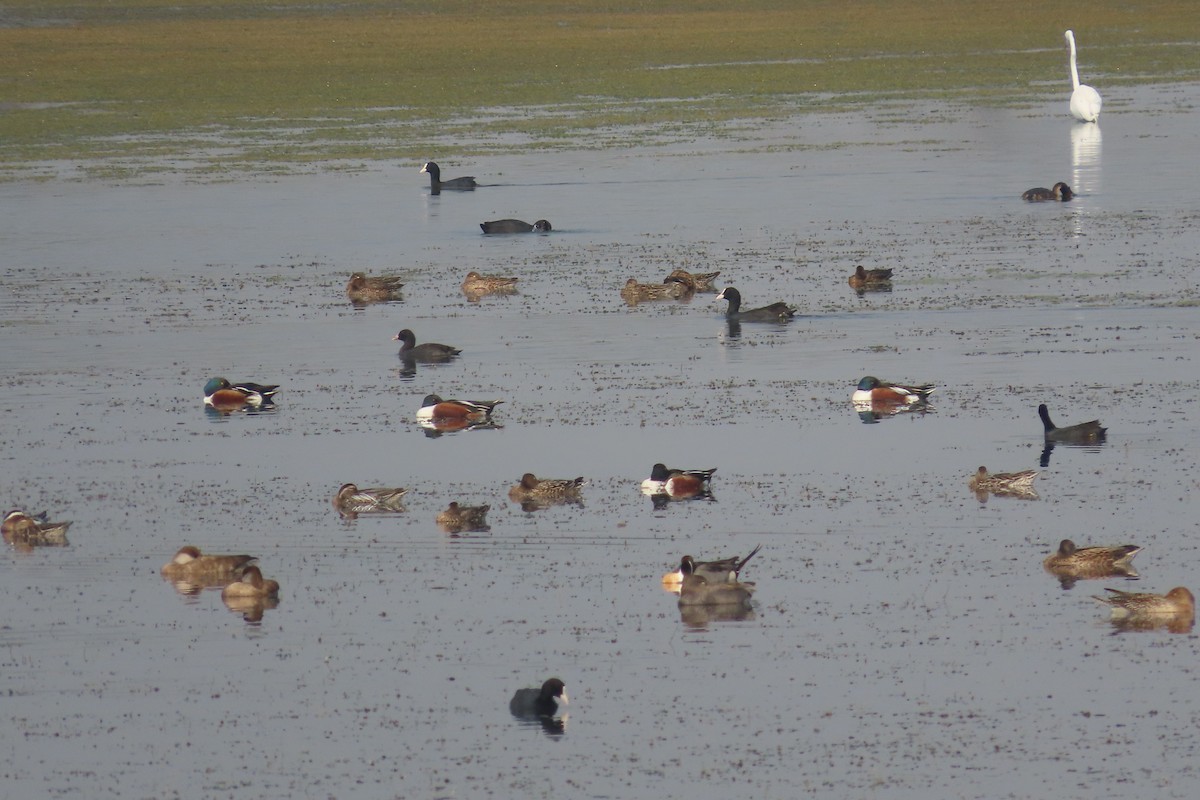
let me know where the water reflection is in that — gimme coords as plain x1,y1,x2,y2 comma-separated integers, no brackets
1070,122,1102,195
222,594,280,624
417,418,503,437
678,603,757,629
1039,440,1106,468
649,491,715,509
1107,615,1194,635
852,399,934,424
509,714,567,737
204,403,277,421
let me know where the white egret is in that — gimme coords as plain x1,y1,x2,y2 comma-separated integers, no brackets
1065,29,1102,122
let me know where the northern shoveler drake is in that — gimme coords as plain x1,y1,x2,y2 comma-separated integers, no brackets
714,287,797,322
678,572,756,608
461,271,519,295
1022,182,1073,202
420,161,476,193
1039,404,1106,443
509,678,568,718
480,219,551,234
852,376,935,406
415,394,502,422
436,502,491,533
345,272,404,303
968,466,1039,499
1043,539,1140,585
847,265,894,290
1093,586,1194,620
332,483,408,515
2,509,71,548
508,473,586,505
161,545,257,580
221,565,280,600
641,464,717,498
664,269,721,292
394,330,462,362
620,278,687,305
203,378,278,410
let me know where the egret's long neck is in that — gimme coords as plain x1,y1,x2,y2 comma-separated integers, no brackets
1066,34,1081,89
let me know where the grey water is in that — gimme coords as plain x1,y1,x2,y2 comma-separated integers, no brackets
2,83,1200,798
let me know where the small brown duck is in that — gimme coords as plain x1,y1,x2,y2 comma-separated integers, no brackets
968,466,1039,499
664,269,721,292
1044,539,1141,584
2,510,71,548
847,265,894,290
436,502,491,533
221,565,280,600
346,272,404,303
1022,182,1073,202
1093,586,1194,620
620,278,687,305
332,483,408,515
508,473,586,505
461,270,519,295
161,546,257,580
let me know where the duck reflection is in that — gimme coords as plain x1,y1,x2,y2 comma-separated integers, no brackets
417,417,503,437
222,594,280,623
204,402,277,420
679,603,757,629
853,399,933,424
649,491,715,510
1038,439,1106,468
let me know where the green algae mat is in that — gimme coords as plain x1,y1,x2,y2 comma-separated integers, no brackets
2,0,1197,178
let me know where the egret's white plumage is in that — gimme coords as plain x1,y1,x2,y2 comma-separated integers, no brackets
1065,30,1102,122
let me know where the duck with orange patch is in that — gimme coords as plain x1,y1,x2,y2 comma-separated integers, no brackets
640,464,716,498
852,376,935,407
415,395,503,423
204,378,279,411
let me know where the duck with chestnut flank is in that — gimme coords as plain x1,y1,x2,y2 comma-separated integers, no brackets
641,464,717,498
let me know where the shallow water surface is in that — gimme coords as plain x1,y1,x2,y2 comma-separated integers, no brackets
2,86,1200,798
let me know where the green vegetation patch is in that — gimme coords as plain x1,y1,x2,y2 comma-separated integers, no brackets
2,0,1198,179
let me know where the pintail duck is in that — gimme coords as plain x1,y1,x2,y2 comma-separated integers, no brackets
641,464,716,498
665,545,761,588
509,678,568,718
204,378,279,410
1044,539,1140,586
461,271,519,295
420,161,476,192
394,329,462,362
221,565,280,600
2,510,71,548
1093,586,1194,620
621,278,687,305
664,269,720,292
508,473,586,505
345,272,404,303
436,502,491,534
1022,182,1073,202
847,265,894,290
415,394,502,422
853,376,935,406
715,287,797,322
333,483,408,515
161,546,257,580
1039,403,1106,443
969,466,1039,500
480,219,551,234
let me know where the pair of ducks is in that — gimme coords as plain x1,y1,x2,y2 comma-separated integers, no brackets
1042,540,1193,627
161,546,280,601
347,271,520,305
